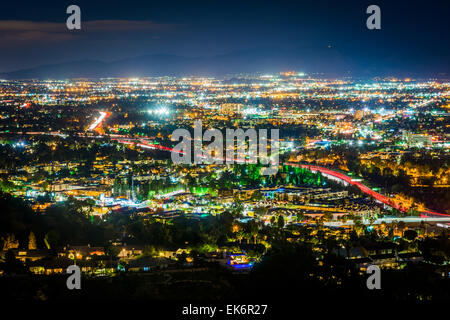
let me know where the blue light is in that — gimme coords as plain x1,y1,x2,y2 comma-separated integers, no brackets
230,262,254,269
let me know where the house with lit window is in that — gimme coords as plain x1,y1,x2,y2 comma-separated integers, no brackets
28,257,73,275
116,245,144,259
58,245,105,260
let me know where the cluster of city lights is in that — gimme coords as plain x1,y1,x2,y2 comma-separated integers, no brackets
147,106,171,116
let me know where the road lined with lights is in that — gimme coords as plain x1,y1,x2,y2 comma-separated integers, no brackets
292,163,450,218
87,111,111,131
7,109,449,220
115,136,450,218
82,111,449,219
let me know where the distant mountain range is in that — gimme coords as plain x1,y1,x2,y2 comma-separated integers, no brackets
1,47,447,79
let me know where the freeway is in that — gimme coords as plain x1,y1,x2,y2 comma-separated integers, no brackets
86,122,450,220
289,163,450,219
324,216,450,226
8,127,449,222
87,111,111,131
113,136,450,219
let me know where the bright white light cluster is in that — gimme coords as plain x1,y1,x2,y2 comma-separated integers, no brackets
87,111,107,131
148,106,170,115
242,107,259,115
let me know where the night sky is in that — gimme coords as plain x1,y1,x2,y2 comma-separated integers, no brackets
0,0,448,76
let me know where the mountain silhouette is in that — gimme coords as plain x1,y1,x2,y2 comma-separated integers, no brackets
1,47,447,79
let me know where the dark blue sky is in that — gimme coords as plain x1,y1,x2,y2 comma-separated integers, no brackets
0,0,448,76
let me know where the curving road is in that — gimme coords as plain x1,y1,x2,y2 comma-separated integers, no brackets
112,133,450,219
290,163,450,218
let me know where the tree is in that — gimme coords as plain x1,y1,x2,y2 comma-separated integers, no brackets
0,179,15,193
143,245,157,257
270,216,276,225
353,216,364,236
236,230,245,244
277,215,285,229
44,230,60,249
2,234,19,250
323,212,333,222
296,210,306,223
251,190,264,201
105,245,121,258
230,197,244,216
28,231,37,250
404,229,417,241
409,203,419,216
254,206,268,217
1,250,27,274
247,220,259,244
397,221,406,237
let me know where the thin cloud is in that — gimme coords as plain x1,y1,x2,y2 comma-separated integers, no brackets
0,20,180,44
83,20,176,32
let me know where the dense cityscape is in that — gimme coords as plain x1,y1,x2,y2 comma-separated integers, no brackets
0,74,449,302
0,0,449,312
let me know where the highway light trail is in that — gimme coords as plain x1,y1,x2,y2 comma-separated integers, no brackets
118,138,267,162
114,138,450,218
294,164,450,218
117,139,185,154
87,111,110,131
